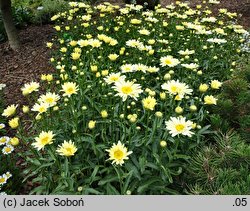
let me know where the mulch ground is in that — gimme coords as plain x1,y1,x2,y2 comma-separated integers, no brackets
0,0,249,107
0,24,54,106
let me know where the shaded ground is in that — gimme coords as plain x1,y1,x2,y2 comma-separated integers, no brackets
0,0,249,106
0,24,54,105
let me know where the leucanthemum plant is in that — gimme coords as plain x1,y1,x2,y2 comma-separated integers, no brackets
0,84,19,194
6,1,249,194
0,132,17,195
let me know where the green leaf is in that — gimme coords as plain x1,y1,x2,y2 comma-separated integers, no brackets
160,165,173,183
170,167,183,176
139,157,146,173
174,154,190,160
83,188,102,195
197,125,212,135
106,183,120,195
88,165,100,185
26,157,41,166
29,185,47,195
125,163,141,180
145,162,158,170
137,178,161,193
98,175,118,186
122,170,134,194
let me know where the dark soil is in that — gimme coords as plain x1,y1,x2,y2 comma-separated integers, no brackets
0,24,54,106
0,0,249,106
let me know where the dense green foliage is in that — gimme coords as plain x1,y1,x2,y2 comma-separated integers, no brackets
0,0,69,42
184,131,250,194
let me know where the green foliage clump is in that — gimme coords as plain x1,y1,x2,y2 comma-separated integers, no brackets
0,85,23,195
184,131,250,195
211,58,250,139
1,0,69,43
32,0,69,24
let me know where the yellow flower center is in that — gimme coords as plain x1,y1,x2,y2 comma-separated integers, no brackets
0,138,6,143
67,87,74,93
46,97,54,103
28,87,34,92
66,147,73,154
41,136,49,145
207,98,212,103
0,178,6,183
171,86,178,93
110,76,119,81
114,149,124,160
121,86,132,94
5,147,11,153
175,124,185,132
39,107,46,113
125,67,132,71
165,59,172,65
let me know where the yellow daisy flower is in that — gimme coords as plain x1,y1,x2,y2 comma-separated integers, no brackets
204,95,217,105
2,145,14,155
32,131,55,151
0,136,10,145
21,82,40,96
2,104,18,117
104,73,126,84
142,96,157,111
31,103,49,114
210,80,222,89
56,140,77,157
0,174,8,185
61,82,79,97
165,116,194,137
38,92,60,107
160,55,180,67
106,141,132,165
8,117,19,129
113,80,143,101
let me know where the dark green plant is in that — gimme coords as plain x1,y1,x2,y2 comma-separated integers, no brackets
0,12,6,42
12,6,33,28
0,86,23,194
183,131,250,195
32,0,69,24
1,0,70,43
211,58,250,138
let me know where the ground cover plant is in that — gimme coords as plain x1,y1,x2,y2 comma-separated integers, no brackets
0,0,68,42
184,130,250,195
0,83,22,195
1,1,249,194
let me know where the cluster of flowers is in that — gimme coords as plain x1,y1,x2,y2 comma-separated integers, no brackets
0,172,12,195
0,134,18,155
0,84,14,194
12,2,248,164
